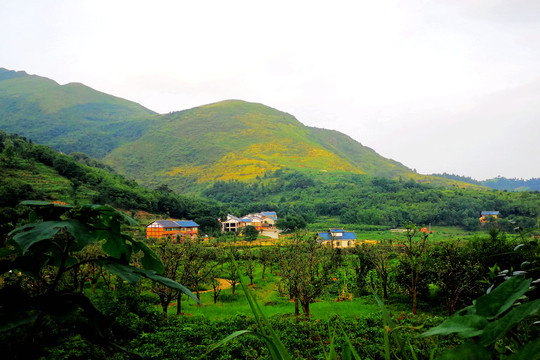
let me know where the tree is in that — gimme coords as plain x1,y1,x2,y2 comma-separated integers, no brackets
150,237,184,317
401,223,430,315
277,233,325,317
432,240,482,315
359,242,396,298
276,214,306,232
242,225,259,241
242,248,257,286
258,246,277,279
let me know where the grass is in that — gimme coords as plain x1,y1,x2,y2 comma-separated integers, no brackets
162,264,380,321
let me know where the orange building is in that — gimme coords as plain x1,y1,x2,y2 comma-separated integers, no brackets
480,211,499,223
146,220,199,239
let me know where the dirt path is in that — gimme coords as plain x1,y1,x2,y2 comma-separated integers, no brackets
199,278,232,293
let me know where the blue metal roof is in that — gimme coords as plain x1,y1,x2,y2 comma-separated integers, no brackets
261,211,277,216
240,219,252,222
317,231,357,240
175,220,199,227
317,232,331,240
340,232,357,240
481,211,499,215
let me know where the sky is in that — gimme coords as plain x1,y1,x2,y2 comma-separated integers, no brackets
1,0,539,180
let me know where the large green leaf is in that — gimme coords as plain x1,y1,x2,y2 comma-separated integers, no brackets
100,260,199,303
420,314,488,338
9,221,67,254
479,299,540,346
131,239,164,274
473,276,531,319
9,219,100,254
98,230,132,259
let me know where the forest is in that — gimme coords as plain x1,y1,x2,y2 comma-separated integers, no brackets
1,130,539,359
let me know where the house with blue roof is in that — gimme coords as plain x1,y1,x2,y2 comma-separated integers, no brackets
480,211,499,223
146,219,199,239
317,228,357,248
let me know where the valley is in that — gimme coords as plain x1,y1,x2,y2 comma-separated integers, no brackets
0,68,539,360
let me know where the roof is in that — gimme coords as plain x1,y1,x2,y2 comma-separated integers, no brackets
330,228,344,233
481,211,499,215
317,231,357,240
175,220,199,227
240,219,252,222
261,211,277,217
317,233,331,240
148,220,180,228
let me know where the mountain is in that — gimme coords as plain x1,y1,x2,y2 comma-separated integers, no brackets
103,100,445,190
0,68,156,158
0,68,472,191
433,173,540,192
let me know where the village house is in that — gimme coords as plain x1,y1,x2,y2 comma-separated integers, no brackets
220,211,278,232
317,228,357,248
146,219,199,239
480,211,499,223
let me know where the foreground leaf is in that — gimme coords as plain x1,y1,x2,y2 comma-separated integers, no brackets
420,314,488,338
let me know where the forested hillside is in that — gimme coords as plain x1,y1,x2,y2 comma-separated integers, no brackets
202,170,540,231
2,130,538,237
0,131,223,240
433,173,540,191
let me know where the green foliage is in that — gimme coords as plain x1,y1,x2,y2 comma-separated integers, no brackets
0,201,196,358
0,130,223,228
421,276,540,359
203,169,540,231
242,225,259,241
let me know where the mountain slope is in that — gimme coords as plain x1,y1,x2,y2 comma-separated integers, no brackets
0,68,156,158
0,68,475,191
103,100,427,189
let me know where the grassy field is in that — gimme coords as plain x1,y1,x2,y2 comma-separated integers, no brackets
156,262,433,321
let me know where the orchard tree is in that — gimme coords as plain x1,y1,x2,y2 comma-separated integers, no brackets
242,225,259,241
361,241,396,299
150,237,184,317
432,240,482,315
401,223,430,315
278,233,325,317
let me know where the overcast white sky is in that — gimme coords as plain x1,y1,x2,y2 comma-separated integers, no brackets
1,0,539,180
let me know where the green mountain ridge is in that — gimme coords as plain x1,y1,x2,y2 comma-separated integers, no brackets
0,68,156,158
0,67,474,191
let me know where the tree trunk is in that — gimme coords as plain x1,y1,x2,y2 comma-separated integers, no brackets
294,297,300,317
301,300,310,317
176,293,182,315
412,290,417,315
232,282,236,295
382,275,388,299
162,302,168,318
262,264,266,279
